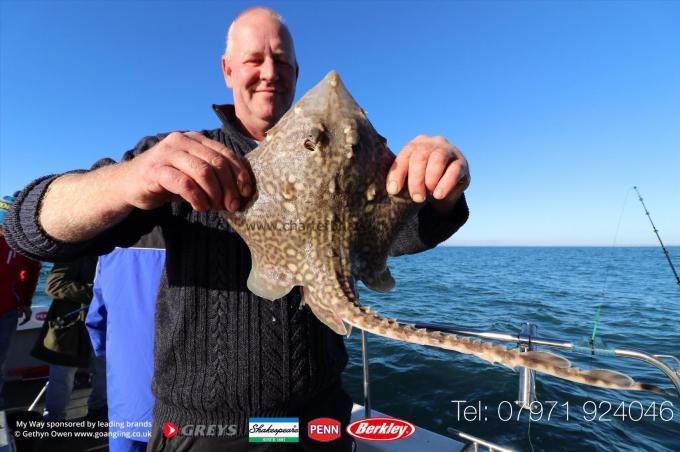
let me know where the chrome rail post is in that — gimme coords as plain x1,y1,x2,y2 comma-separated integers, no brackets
28,381,48,412
361,329,371,418
516,323,537,409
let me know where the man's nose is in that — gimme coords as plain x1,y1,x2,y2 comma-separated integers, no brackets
259,57,278,82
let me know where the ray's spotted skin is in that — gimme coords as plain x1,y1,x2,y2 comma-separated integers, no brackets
226,70,416,310
223,71,668,397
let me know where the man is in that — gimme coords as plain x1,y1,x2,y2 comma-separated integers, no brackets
5,7,470,451
0,195,41,409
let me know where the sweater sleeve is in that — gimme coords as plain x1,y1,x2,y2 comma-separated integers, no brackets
4,136,165,262
388,193,469,257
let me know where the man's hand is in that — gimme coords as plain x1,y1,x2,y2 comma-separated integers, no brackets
386,135,470,213
18,305,31,325
38,131,254,243
119,131,253,213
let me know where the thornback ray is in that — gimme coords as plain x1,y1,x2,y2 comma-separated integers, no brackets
223,70,669,397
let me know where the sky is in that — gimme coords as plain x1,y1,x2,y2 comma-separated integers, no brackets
1,1,678,246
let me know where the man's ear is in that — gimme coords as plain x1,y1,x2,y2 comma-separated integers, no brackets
221,55,233,88
295,62,300,81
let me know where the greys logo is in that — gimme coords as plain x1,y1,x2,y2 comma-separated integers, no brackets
164,422,237,437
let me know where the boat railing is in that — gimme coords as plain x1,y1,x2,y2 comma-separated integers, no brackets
446,427,515,452
406,321,680,402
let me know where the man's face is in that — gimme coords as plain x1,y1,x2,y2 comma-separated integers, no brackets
222,15,297,139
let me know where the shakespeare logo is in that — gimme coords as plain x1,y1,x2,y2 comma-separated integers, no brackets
248,418,299,443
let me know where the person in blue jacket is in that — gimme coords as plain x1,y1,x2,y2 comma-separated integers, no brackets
86,228,165,452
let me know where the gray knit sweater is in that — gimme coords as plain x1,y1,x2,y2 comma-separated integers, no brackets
5,104,469,435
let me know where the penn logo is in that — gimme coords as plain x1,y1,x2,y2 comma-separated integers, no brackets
347,417,415,441
307,418,341,442
163,422,179,439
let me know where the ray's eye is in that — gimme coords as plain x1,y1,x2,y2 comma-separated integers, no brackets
304,139,316,151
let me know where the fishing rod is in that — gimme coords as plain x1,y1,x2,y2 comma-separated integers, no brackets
633,186,680,286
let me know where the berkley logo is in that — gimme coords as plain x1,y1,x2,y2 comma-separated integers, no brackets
347,417,415,441
163,422,178,438
307,417,341,442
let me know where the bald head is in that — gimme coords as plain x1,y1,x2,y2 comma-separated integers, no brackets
224,7,296,66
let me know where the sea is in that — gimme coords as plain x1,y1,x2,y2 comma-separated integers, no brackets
31,247,680,451
342,247,680,452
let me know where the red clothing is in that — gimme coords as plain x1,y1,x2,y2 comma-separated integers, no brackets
0,235,40,316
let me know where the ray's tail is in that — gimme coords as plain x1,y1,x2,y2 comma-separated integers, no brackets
337,303,669,396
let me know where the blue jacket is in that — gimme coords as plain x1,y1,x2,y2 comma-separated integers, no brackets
86,230,165,441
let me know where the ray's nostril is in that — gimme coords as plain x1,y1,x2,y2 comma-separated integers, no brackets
310,126,326,143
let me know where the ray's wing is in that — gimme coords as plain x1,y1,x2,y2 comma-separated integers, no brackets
302,285,351,336
246,252,297,300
